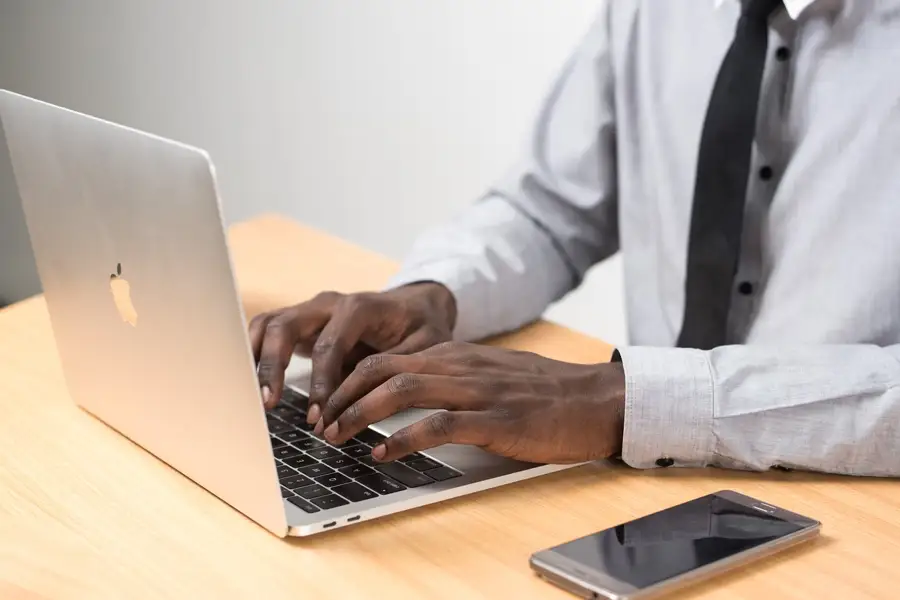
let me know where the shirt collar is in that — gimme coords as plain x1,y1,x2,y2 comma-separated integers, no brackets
713,0,817,19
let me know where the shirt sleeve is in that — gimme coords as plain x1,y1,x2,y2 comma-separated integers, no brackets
617,344,900,477
387,6,619,342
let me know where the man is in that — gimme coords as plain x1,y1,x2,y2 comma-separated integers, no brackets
251,0,900,476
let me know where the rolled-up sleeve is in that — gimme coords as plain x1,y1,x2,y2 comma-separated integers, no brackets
618,344,900,477
388,5,619,342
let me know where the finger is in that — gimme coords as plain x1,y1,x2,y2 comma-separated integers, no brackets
382,326,448,356
249,292,338,363
254,295,340,408
324,374,482,444
340,343,376,381
307,297,371,424
374,411,494,462
248,312,273,363
256,314,301,409
321,353,431,428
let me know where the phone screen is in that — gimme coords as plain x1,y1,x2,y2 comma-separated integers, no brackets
550,493,805,589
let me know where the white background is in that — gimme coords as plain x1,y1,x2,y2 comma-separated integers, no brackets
0,0,626,344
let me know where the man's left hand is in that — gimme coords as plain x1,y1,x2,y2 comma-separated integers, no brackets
316,342,626,464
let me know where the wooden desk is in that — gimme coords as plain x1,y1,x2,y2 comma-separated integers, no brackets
1,215,897,599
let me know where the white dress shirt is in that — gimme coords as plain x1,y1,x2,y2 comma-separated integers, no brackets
387,0,900,476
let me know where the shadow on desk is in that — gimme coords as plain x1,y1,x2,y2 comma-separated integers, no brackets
288,461,835,598
283,460,859,547
630,462,895,487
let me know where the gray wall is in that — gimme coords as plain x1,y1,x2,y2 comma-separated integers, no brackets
0,0,626,343
0,117,39,307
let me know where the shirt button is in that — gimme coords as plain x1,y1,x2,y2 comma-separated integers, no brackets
655,457,675,468
775,46,792,61
759,166,774,181
738,281,754,295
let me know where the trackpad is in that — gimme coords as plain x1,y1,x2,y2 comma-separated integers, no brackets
371,408,439,435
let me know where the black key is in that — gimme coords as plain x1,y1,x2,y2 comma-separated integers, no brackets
281,486,294,498
332,482,379,503
297,463,335,478
342,444,373,459
399,453,425,464
271,405,300,420
406,457,441,472
281,412,313,428
356,473,406,495
297,485,331,500
267,419,293,434
277,465,296,479
375,462,434,488
355,429,386,446
322,455,358,470
293,437,325,451
294,420,315,432
315,472,351,488
283,454,318,469
311,494,350,511
307,446,343,460
357,455,378,467
281,474,315,489
287,496,320,513
271,436,287,449
273,445,302,460
425,466,462,482
331,437,364,449
277,430,305,444
340,463,375,479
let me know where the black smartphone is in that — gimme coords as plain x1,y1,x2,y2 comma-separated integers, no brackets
530,490,821,599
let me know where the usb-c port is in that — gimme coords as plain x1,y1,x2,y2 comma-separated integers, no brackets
348,516,361,522
323,521,337,529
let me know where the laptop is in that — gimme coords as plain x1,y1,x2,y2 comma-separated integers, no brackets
0,90,578,537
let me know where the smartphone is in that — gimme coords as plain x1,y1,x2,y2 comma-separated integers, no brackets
530,490,821,599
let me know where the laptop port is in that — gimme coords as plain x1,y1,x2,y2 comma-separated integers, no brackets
323,522,337,529
347,516,361,523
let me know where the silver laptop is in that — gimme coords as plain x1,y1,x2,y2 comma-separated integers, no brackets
0,90,578,537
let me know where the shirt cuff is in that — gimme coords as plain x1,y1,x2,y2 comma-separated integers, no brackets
616,346,716,469
385,262,489,343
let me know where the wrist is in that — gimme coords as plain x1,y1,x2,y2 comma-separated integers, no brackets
403,281,458,332
594,361,626,457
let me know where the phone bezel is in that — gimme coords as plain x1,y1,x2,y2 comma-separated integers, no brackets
529,490,822,600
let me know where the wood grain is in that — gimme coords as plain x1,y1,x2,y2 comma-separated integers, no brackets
0,215,897,599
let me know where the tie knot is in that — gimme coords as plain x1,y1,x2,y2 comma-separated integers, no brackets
742,0,782,21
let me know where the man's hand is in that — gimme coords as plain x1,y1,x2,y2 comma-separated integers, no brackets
249,283,457,420
319,342,626,464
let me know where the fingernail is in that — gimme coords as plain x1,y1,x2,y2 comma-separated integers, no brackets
261,386,272,407
324,422,339,441
307,403,321,424
372,444,386,460
314,418,325,437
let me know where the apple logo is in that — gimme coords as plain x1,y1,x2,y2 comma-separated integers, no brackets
109,262,138,327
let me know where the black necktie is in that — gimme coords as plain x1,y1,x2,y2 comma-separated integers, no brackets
676,0,781,350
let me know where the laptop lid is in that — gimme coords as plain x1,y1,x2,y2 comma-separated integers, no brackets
0,90,287,536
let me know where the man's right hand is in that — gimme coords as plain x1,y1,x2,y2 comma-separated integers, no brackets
248,282,457,426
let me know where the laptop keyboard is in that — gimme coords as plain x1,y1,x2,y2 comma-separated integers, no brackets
270,388,462,514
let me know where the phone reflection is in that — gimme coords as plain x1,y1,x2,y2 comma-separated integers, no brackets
557,495,803,588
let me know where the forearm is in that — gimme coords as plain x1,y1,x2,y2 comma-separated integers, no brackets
618,344,900,477
388,195,575,341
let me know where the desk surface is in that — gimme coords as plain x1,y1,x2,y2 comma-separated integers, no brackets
1,215,898,600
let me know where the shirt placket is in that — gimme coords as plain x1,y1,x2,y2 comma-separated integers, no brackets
726,17,797,344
